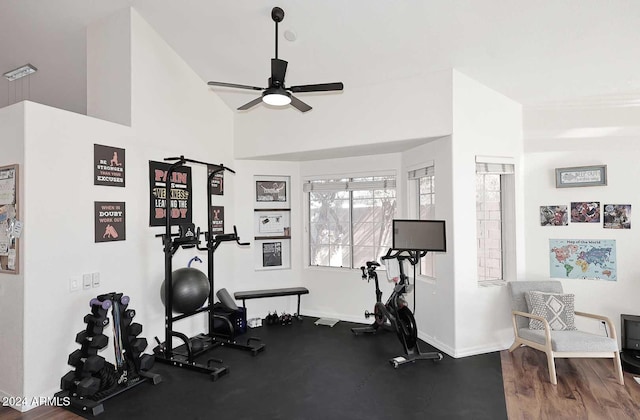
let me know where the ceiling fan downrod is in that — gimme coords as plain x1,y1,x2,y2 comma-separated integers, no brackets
272,7,285,60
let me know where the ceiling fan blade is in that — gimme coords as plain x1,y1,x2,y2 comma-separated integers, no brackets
238,96,264,111
271,59,288,85
207,81,263,91
289,82,344,93
290,95,312,113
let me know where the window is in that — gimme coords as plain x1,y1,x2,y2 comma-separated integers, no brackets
305,176,396,268
476,160,515,284
408,165,436,277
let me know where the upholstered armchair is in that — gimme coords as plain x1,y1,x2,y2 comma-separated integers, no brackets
508,280,624,385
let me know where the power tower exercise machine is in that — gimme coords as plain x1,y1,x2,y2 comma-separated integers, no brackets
352,219,447,368
153,156,265,381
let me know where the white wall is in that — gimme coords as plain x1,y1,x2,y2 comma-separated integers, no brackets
0,102,25,405
524,107,640,338
298,153,403,322
87,9,131,127
401,136,456,355
450,70,524,357
22,103,134,403
18,8,235,406
228,160,302,319
234,70,453,159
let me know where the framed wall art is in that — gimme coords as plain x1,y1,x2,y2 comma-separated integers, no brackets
256,180,287,202
555,165,607,188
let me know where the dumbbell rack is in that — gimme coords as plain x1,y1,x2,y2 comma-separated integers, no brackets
55,292,161,417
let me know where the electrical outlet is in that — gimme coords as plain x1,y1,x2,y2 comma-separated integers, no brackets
69,277,80,292
82,273,92,290
92,272,100,288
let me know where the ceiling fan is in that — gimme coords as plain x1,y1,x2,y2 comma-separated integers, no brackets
207,7,344,113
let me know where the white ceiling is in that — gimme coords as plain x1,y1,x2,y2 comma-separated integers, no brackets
1,0,640,115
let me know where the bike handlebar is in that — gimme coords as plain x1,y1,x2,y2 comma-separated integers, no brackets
361,261,380,283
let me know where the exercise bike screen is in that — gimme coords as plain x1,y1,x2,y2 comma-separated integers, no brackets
392,219,446,252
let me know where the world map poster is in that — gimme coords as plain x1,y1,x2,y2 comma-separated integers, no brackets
549,239,617,281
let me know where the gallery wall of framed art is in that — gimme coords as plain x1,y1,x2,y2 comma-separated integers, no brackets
253,175,291,270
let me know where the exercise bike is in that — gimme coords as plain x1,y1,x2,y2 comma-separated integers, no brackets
351,249,443,368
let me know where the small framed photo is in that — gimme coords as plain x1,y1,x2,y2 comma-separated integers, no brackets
603,204,631,229
256,180,287,202
540,205,568,226
555,165,607,188
262,242,283,267
570,202,600,223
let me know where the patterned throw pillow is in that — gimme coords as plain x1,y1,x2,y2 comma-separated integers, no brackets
525,291,577,331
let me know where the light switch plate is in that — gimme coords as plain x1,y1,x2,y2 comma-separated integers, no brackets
69,277,80,292
83,273,92,290
92,272,100,288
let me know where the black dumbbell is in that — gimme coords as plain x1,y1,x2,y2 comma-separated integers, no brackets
76,376,100,397
89,298,112,318
130,337,148,354
121,309,136,328
76,331,109,349
128,322,143,337
68,349,84,366
60,371,77,391
78,355,105,374
139,354,154,371
84,319,109,335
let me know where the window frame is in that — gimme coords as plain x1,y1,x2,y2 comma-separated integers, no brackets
304,172,397,270
405,162,437,281
475,158,516,287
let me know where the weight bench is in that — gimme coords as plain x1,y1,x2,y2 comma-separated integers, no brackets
234,287,309,318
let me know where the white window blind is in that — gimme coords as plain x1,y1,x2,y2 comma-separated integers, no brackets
408,164,435,180
303,179,396,192
475,156,515,174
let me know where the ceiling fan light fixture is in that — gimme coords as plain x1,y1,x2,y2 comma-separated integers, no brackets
263,92,291,106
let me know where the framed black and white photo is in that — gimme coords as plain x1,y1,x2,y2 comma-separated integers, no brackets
555,165,607,188
256,180,287,202
262,242,283,267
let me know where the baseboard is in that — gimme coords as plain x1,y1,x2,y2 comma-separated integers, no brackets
0,387,65,413
416,331,456,358
303,311,510,358
454,343,509,358
302,310,369,325
0,388,28,412
417,331,509,359
0,388,21,412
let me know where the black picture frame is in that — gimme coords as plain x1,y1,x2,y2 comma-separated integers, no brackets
148,160,193,227
256,180,287,202
95,201,126,242
94,144,125,187
262,242,283,267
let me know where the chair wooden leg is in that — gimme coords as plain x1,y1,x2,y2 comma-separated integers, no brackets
546,352,557,385
613,351,625,385
508,340,521,352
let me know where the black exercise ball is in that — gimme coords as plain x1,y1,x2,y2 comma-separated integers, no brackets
161,267,210,313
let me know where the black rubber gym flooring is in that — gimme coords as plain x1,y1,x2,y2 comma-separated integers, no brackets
94,317,507,420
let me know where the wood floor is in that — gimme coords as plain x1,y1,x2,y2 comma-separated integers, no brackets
502,346,640,419
2,347,639,419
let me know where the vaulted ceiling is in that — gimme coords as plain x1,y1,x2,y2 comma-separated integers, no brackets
1,1,639,115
